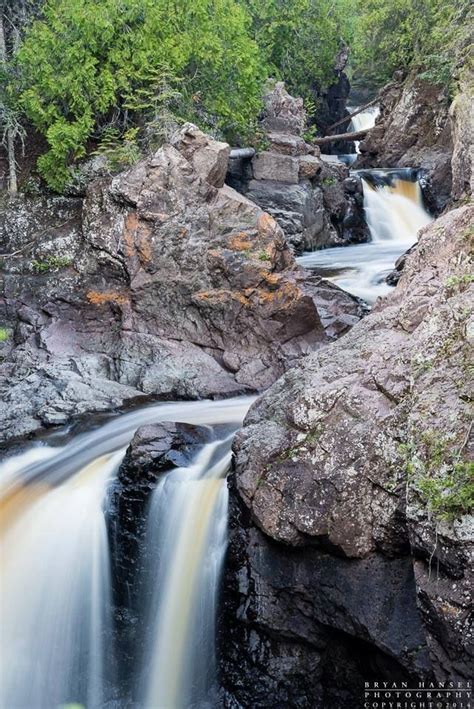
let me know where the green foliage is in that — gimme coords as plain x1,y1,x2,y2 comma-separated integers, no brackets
416,462,474,519
0,327,10,342
15,0,264,190
351,0,473,87
32,255,72,272
258,251,270,261
400,429,474,520
445,273,474,290
94,127,142,174
241,0,354,100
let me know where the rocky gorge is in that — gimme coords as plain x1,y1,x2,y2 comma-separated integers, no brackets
0,57,473,709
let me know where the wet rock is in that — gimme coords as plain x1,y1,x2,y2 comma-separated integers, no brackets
386,244,418,286
221,489,433,708
222,204,474,701
311,46,356,156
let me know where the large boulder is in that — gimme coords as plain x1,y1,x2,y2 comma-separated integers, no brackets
170,122,230,188
221,204,474,705
0,126,363,443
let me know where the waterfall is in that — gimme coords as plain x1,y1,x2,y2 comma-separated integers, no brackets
351,105,380,133
143,436,235,708
297,171,432,303
0,449,123,709
0,396,253,708
362,176,432,244
350,105,380,153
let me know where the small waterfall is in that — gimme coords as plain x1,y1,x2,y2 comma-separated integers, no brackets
143,436,235,708
350,105,380,153
297,171,432,303
361,175,432,244
351,105,380,133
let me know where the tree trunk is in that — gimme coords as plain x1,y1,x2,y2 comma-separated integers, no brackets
0,13,18,194
312,128,371,146
326,98,379,132
7,130,18,193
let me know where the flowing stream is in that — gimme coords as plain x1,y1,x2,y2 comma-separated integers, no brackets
0,397,253,709
297,170,432,303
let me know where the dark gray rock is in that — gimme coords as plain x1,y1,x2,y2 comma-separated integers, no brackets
106,421,211,700
221,489,433,708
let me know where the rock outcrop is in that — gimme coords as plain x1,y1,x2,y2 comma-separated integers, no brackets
356,74,454,212
312,45,356,155
221,204,473,706
0,124,364,443
450,68,474,202
227,83,369,252
106,421,211,697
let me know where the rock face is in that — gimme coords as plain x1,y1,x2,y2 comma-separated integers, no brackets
312,45,356,155
356,74,453,211
0,125,364,443
221,204,474,705
450,69,474,202
227,83,369,252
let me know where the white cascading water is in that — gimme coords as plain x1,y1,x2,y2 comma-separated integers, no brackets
297,172,432,303
350,104,380,153
0,449,123,709
143,435,236,708
0,396,253,709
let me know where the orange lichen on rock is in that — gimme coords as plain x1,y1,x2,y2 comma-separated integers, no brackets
260,272,281,287
245,280,301,307
257,212,278,239
228,232,254,251
124,212,153,265
86,290,129,306
194,289,250,307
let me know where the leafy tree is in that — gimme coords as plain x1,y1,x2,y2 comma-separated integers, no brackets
15,0,264,190
351,0,473,87
241,0,355,100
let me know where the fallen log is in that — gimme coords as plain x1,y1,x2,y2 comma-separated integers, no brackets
326,98,379,132
312,128,371,146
